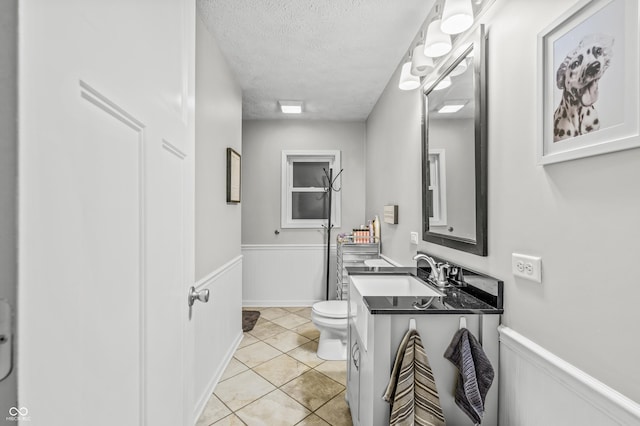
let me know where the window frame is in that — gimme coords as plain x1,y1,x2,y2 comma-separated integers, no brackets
428,149,447,227
281,150,341,229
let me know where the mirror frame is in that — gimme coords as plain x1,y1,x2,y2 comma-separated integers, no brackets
421,26,488,256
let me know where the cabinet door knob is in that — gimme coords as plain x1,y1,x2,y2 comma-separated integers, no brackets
351,342,360,370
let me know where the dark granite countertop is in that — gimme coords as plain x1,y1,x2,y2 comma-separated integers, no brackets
346,266,503,315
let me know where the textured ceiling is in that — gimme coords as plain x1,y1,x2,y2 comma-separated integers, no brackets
197,0,434,120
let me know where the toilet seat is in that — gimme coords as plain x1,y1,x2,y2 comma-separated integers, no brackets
312,300,348,319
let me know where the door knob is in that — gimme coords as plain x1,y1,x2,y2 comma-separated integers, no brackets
0,300,11,382
188,286,210,307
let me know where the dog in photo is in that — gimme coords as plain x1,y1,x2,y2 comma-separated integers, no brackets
553,33,614,142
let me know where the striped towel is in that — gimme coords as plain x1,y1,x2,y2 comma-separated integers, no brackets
444,328,494,425
383,329,446,426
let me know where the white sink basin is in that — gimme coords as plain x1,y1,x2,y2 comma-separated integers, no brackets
349,275,444,351
350,274,444,298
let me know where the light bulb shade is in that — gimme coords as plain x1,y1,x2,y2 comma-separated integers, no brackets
411,44,434,76
424,20,452,57
441,0,474,35
399,62,420,90
449,58,468,76
424,75,452,92
434,77,452,91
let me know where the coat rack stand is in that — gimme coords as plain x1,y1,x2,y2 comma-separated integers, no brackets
322,167,343,301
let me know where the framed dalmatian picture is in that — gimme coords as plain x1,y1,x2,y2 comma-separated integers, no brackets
538,0,639,165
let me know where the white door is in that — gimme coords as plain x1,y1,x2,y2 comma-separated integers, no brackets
19,1,195,425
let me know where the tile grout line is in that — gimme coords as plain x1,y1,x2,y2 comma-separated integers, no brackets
206,306,350,425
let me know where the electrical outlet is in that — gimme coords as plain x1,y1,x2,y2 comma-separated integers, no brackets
512,253,542,282
410,231,419,245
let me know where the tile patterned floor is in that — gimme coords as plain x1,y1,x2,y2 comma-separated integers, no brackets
197,307,353,426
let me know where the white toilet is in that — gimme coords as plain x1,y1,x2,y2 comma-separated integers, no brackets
311,300,349,360
312,258,392,360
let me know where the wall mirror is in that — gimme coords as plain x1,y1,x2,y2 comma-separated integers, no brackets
421,26,487,256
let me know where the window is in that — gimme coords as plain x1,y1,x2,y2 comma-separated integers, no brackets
428,149,447,227
281,150,341,228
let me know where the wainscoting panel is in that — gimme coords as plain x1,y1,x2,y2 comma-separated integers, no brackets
499,326,640,426
192,256,243,423
242,244,337,306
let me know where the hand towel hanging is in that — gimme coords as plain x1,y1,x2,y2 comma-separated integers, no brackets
383,329,446,426
444,328,494,425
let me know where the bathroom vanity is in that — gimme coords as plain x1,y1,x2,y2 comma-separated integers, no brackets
345,259,503,426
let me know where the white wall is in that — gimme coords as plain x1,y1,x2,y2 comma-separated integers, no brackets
193,16,243,421
242,245,337,306
366,0,640,412
0,0,17,415
366,67,423,265
195,16,243,280
241,120,366,304
242,120,366,244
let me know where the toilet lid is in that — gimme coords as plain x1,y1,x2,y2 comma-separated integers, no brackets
313,301,348,318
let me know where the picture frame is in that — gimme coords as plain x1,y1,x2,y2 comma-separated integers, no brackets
537,0,639,165
226,148,241,203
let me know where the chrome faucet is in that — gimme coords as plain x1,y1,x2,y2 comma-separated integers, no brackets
413,253,450,287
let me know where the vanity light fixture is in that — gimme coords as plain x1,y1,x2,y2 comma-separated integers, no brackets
411,43,434,76
411,32,434,76
424,75,453,92
437,100,468,113
399,61,421,90
424,19,452,57
434,76,452,90
441,0,474,35
278,100,303,114
449,58,468,76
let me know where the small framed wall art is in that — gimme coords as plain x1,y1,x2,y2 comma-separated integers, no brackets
537,0,639,165
226,148,241,203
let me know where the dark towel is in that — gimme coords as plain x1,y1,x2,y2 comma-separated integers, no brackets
383,329,446,426
444,328,494,425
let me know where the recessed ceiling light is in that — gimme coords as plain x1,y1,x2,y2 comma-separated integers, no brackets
437,100,468,113
278,100,303,114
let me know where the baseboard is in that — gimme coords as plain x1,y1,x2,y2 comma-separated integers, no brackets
242,300,319,307
498,326,640,425
192,330,243,424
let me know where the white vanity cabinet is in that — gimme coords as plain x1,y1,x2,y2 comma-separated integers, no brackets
346,280,501,426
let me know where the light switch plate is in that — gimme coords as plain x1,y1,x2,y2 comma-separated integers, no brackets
512,253,542,283
410,231,419,245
